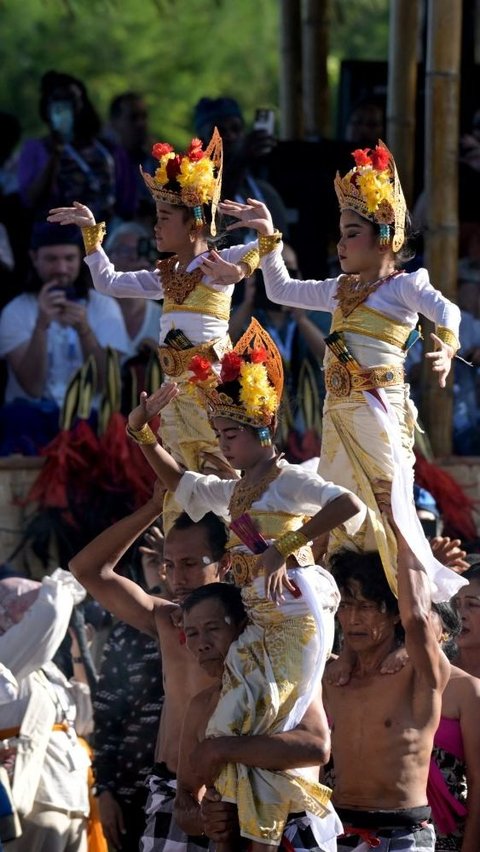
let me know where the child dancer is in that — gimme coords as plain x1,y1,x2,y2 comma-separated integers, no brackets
47,129,259,531
126,319,365,850
214,141,466,603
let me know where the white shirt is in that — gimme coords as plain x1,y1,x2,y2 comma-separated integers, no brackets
85,242,257,345
0,290,130,406
176,458,366,538
261,249,461,340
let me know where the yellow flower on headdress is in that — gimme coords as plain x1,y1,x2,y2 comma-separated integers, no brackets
177,156,216,204
357,167,393,215
154,152,175,187
239,362,277,420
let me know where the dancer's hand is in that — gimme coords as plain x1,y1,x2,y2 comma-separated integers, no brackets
430,536,469,573
425,332,454,388
379,645,409,674
260,544,296,602
218,198,275,236
325,652,353,687
128,383,179,431
47,200,96,228
199,250,246,285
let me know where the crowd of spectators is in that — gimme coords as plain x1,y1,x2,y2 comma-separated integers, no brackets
1,68,480,851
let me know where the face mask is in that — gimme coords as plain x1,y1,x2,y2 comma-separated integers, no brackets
48,100,74,141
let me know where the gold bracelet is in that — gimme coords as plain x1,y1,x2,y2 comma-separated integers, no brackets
81,222,106,254
240,248,260,278
274,530,310,559
258,230,282,258
436,326,459,354
126,423,157,446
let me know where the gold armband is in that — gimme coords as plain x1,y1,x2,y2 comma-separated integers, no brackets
436,326,459,354
274,529,310,559
240,248,260,278
81,222,106,254
126,423,157,446
258,230,282,258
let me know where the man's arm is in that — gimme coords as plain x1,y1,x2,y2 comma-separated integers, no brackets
7,282,66,397
174,691,330,837
174,690,211,836
395,527,449,689
69,486,172,638
191,691,330,780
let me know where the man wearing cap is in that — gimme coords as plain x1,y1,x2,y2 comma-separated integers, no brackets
0,222,129,453
193,96,288,245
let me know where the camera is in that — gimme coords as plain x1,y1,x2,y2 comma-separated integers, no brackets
253,108,275,136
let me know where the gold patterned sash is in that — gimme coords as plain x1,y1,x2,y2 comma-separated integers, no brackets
331,305,412,349
163,283,231,321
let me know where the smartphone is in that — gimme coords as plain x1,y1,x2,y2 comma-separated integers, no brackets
253,108,275,136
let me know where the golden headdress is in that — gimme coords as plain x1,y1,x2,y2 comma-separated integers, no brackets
334,140,406,251
189,318,284,430
140,127,223,236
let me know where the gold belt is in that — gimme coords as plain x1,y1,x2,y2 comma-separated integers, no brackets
230,545,314,586
325,362,404,398
157,336,232,378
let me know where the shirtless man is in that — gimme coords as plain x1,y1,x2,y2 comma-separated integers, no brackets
174,582,341,852
69,483,230,851
323,525,450,851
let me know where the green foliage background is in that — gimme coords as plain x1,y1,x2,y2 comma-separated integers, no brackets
0,0,389,145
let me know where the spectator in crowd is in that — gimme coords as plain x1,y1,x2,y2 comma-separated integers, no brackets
69,483,230,852
17,71,119,224
452,564,480,679
0,222,129,454
93,527,165,852
0,111,29,291
0,569,92,852
323,521,449,850
106,92,157,221
193,96,289,246
229,242,326,399
428,601,480,852
103,221,161,357
344,95,386,149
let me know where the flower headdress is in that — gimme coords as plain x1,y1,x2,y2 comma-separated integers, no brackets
140,127,223,236
189,319,284,437
334,139,406,251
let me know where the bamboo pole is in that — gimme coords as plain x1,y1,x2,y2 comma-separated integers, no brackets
302,0,330,138
279,0,303,140
420,0,462,457
386,0,419,208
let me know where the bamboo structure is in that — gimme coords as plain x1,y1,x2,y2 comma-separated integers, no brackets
420,0,463,457
279,0,303,139
301,0,330,138
386,0,420,208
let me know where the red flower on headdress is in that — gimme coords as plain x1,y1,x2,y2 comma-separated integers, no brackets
220,352,242,382
189,355,212,382
152,142,174,159
187,138,205,162
250,346,268,364
370,145,390,172
166,154,182,180
352,148,372,167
